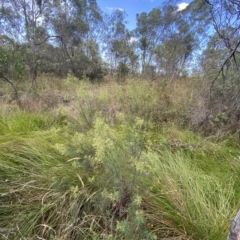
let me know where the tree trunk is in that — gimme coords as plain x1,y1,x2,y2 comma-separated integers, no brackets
227,210,240,240
31,67,37,90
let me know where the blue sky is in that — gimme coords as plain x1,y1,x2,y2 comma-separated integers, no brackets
97,0,191,30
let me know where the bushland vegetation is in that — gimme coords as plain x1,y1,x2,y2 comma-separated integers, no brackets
0,0,240,239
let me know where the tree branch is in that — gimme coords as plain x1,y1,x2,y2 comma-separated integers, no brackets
229,0,240,8
0,70,21,106
34,35,63,45
210,41,240,92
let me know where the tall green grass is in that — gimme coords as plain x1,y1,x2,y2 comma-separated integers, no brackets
143,150,235,239
0,111,88,239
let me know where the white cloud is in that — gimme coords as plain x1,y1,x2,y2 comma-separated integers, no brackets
177,2,189,11
106,6,114,11
106,6,124,12
129,37,136,44
37,16,45,26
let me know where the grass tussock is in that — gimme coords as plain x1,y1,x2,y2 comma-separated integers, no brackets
0,76,239,239
144,151,234,239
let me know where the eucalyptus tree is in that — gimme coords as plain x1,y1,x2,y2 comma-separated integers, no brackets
49,0,104,79
169,0,240,130
202,0,240,129
153,5,195,81
102,9,127,73
0,35,25,105
0,0,21,39
0,0,54,89
0,1,28,104
204,0,240,84
135,2,196,81
135,8,164,75
102,9,137,79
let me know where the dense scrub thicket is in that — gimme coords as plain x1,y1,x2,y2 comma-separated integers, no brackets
0,76,239,240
